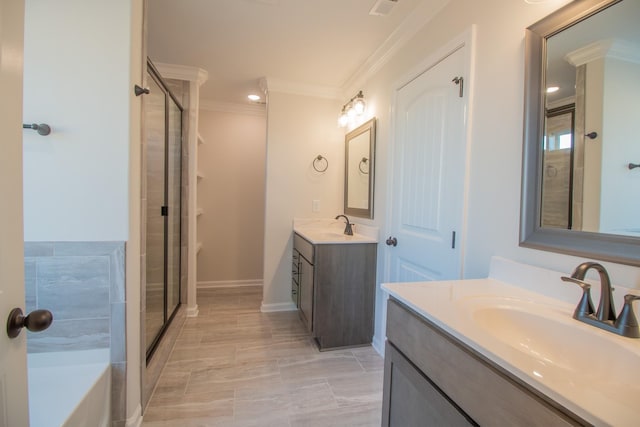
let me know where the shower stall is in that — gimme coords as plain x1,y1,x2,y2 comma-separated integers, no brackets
144,60,183,360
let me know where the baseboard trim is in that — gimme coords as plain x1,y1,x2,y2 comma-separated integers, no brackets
126,404,142,427
372,335,385,357
186,304,199,318
197,279,263,289
260,301,297,312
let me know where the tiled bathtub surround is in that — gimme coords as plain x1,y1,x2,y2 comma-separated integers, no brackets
24,241,127,426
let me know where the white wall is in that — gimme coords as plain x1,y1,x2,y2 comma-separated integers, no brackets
263,91,344,308
197,108,267,284
23,0,133,241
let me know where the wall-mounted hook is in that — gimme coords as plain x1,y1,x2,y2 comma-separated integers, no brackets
585,131,598,140
23,123,51,136
313,155,328,173
134,85,150,96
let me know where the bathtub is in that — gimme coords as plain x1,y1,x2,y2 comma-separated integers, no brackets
28,349,111,427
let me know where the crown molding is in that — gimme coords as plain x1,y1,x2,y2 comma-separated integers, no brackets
565,39,640,66
155,62,209,85
199,99,266,116
341,0,450,94
261,77,342,99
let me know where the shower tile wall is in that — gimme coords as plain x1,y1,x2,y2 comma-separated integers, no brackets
24,241,127,426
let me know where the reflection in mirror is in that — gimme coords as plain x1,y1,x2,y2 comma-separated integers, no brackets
543,0,640,237
345,118,376,219
521,0,640,266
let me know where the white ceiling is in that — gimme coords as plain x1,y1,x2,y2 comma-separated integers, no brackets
147,0,447,104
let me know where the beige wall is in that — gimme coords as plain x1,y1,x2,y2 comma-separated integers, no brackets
197,109,267,284
263,92,344,308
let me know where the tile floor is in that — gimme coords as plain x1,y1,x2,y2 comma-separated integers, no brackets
142,286,384,427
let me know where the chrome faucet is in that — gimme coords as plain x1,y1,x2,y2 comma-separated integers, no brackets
561,261,640,338
335,214,353,236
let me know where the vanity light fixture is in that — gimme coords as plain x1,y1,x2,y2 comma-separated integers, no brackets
338,90,367,127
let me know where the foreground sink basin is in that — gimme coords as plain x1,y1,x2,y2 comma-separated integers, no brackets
463,298,640,408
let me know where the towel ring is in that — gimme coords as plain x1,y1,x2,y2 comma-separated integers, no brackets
359,157,369,174
313,155,328,172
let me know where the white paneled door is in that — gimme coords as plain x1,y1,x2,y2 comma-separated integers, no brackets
0,0,30,426
387,46,468,283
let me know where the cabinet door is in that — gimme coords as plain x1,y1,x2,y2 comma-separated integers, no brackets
382,342,476,427
298,255,314,332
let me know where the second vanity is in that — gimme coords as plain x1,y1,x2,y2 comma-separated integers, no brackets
293,219,378,350
382,257,640,426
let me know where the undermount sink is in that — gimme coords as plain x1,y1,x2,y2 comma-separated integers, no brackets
462,297,640,407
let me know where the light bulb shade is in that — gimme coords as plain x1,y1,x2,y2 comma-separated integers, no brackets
347,102,356,117
353,92,366,115
338,111,349,127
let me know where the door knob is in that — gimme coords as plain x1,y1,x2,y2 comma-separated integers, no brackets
6,307,53,338
386,236,398,247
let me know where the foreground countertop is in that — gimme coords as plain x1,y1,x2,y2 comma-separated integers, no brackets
382,277,640,427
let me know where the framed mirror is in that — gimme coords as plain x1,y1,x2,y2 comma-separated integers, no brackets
345,118,376,219
520,0,640,266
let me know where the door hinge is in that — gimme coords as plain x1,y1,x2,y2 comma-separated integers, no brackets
452,76,464,98
161,206,168,216
451,231,456,249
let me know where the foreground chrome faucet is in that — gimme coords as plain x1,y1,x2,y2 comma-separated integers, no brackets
335,214,353,236
562,261,640,338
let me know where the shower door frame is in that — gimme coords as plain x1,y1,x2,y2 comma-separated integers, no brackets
145,59,184,362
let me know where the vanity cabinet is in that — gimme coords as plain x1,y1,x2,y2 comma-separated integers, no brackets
382,299,587,426
293,233,377,350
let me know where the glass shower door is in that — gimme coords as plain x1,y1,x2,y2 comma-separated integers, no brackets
144,62,183,359
166,94,182,316
145,74,167,352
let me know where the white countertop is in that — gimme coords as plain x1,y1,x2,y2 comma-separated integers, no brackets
293,218,378,244
382,258,640,427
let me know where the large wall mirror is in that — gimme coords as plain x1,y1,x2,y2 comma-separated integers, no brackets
345,118,376,219
521,0,640,266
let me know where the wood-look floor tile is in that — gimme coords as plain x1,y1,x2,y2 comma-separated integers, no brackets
143,399,234,423
235,336,316,363
288,402,382,427
327,370,384,409
142,286,383,426
278,351,364,382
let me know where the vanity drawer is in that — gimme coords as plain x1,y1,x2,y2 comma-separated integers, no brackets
386,299,586,426
293,233,314,264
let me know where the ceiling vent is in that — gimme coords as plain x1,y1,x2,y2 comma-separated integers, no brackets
369,0,398,16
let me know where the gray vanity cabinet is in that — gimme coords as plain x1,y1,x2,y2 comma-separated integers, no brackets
383,342,474,426
382,298,588,426
293,233,377,350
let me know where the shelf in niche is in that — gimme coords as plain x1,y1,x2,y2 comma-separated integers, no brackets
197,132,205,145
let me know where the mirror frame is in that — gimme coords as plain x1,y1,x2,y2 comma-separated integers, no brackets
520,0,639,267
344,117,376,219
